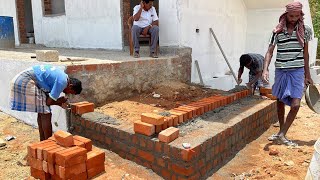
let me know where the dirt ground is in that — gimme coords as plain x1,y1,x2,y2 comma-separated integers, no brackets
96,81,230,124
0,82,319,179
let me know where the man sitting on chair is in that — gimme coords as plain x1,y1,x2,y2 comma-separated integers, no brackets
132,0,159,58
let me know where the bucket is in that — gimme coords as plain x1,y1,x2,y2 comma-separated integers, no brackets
0,16,15,49
305,85,320,114
305,138,320,180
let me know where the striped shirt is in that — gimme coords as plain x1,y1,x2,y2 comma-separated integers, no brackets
269,24,312,69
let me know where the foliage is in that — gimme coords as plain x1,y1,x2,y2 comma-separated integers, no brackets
309,0,320,58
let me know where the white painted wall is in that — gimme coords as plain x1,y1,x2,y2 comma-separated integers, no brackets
31,0,122,49
0,0,20,46
160,0,248,90
0,60,68,131
245,0,318,86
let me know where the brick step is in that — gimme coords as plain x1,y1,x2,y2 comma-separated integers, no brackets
70,95,277,179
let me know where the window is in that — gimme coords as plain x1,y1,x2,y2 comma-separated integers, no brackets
43,0,65,16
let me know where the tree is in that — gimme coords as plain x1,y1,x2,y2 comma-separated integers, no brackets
309,0,320,58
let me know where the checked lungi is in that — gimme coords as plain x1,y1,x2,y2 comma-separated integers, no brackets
10,68,51,114
272,67,305,106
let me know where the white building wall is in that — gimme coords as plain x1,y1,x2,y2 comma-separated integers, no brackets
31,0,122,49
0,0,20,46
160,0,248,90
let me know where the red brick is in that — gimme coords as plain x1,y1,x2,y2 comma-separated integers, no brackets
55,163,86,179
137,150,155,162
54,130,74,147
174,107,193,119
73,139,85,148
28,157,43,170
156,125,162,133
43,146,66,163
134,121,155,136
171,164,194,176
141,113,164,125
86,149,105,170
169,111,184,124
178,106,198,117
70,101,89,114
169,110,188,122
84,64,98,71
162,118,169,130
65,65,83,74
158,127,179,143
170,115,179,126
43,161,49,173
166,116,174,127
55,146,87,167
87,164,105,179
76,103,95,115
37,143,59,160
187,103,205,114
73,135,92,152
27,140,54,158
30,167,51,180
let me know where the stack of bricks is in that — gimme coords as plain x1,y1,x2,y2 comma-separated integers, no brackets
27,130,105,180
260,87,277,100
134,90,250,142
70,101,95,115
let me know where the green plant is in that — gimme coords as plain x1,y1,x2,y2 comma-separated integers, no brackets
309,0,320,58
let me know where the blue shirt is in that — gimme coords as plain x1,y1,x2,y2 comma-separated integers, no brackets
32,65,68,101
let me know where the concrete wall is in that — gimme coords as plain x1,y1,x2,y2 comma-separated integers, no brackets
159,0,248,90
0,60,67,131
66,49,192,106
0,0,20,46
31,0,122,49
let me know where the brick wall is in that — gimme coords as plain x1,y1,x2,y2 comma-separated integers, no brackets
16,0,27,43
70,100,278,179
66,48,192,106
122,0,130,46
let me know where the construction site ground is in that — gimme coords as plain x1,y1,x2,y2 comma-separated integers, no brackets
0,83,319,180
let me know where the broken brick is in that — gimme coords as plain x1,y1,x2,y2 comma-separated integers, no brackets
54,130,74,147
158,127,179,143
134,121,155,136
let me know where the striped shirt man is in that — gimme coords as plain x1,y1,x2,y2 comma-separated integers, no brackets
269,24,312,69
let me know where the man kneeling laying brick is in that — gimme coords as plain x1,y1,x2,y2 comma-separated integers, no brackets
10,65,82,141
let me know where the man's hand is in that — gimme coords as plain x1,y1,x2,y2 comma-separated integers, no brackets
238,78,242,84
140,1,144,9
262,70,269,84
305,76,314,86
60,102,69,109
57,97,68,104
142,26,150,36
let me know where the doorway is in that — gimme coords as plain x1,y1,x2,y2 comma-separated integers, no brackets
122,0,159,47
16,0,35,44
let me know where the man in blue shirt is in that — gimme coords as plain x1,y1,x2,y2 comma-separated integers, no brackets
10,65,82,141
